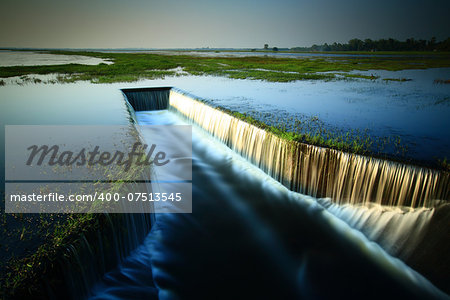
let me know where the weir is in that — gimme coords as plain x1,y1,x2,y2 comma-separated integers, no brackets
60,214,152,299
119,87,450,294
122,87,171,111
121,87,449,208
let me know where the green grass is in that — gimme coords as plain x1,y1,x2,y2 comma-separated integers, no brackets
0,210,151,299
1,49,448,297
439,157,450,171
0,130,152,298
340,73,380,80
218,108,379,155
207,106,439,167
1,50,449,84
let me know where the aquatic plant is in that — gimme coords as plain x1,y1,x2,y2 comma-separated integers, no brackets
434,79,450,84
383,78,412,82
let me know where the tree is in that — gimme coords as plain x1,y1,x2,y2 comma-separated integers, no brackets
272,47,278,51
264,44,269,50
289,37,449,52
348,38,363,51
364,39,374,51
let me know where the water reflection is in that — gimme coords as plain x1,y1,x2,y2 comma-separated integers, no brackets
0,50,113,67
1,68,449,163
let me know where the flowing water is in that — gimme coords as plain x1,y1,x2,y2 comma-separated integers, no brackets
1,70,449,298
86,89,449,299
89,108,447,299
167,90,449,208
112,69,450,165
4,68,450,163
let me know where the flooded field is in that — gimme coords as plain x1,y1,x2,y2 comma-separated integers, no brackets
0,50,113,67
106,49,443,59
1,65,449,164
0,50,449,298
1,52,449,263
162,69,450,164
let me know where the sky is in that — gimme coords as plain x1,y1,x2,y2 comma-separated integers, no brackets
1,0,449,49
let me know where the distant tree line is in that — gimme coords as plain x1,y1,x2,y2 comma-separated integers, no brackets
291,37,450,52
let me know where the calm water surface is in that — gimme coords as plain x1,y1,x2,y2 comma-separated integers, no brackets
0,53,448,299
0,50,113,67
2,67,449,164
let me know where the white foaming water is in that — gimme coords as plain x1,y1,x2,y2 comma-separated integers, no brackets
317,199,436,259
87,90,448,299
168,89,449,208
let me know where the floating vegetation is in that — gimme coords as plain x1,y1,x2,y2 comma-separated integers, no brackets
434,97,450,105
342,73,379,80
383,78,412,82
434,79,450,84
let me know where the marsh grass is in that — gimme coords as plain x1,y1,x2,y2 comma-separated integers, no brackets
434,79,450,84
383,78,412,82
216,107,415,161
0,164,150,298
1,50,449,84
0,127,153,298
340,73,380,80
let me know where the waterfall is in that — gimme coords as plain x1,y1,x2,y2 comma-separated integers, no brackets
168,89,449,208
121,87,171,111
20,213,153,300
60,214,152,299
317,198,435,259
118,87,449,294
37,94,157,299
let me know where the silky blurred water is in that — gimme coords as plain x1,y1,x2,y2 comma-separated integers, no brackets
1,60,448,298
88,109,446,299
2,66,449,183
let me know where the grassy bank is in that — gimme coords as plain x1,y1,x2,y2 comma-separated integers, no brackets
213,107,448,170
221,108,376,155
0,50,449,84
1,212,100,298
0,211,151,300
0,130,153,299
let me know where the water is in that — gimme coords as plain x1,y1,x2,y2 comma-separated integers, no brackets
0,82,133,276
164,89,449,292
0,82,155,298
168,90,449,208
1,52,449,297
0,50,113,66
2,66,449,163
89,109,446,299
113,49,440,59
0,83,130,184
117,70,449,164
161,70,450,164
317,198,435,258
